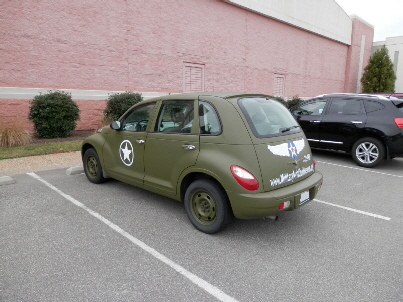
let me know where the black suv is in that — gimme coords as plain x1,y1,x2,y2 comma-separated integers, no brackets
290,93,403,168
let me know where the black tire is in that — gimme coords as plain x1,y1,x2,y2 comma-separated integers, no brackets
352,137,385,168
83,148,106,184
184,179,231,234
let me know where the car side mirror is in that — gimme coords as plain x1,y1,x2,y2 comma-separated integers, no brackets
110,121,121,130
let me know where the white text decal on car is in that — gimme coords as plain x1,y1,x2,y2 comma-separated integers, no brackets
269,164,314,187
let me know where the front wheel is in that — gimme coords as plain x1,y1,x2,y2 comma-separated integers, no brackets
83,148,106,184
352,137,385,168
184,179,231,234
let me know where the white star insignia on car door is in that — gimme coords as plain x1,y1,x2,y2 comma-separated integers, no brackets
119,140,134,166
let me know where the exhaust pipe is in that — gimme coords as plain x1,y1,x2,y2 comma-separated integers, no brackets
263,215,278,221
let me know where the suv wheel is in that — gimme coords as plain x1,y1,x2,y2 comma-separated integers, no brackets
184,179,231,234
83,148,106,184
352,137,385,168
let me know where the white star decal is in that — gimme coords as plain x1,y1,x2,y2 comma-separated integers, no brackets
121,142,132,161
119,140,134,166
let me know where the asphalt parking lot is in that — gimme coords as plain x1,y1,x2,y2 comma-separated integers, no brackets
1,150,403,302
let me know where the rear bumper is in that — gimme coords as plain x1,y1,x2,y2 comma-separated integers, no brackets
386,134,403,158
227,171,323,219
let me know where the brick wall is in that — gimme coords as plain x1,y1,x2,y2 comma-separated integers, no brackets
0,0,373,131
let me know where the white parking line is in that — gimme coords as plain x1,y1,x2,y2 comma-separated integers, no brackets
317,160,403,178
314,199,391,221
27,172,239,302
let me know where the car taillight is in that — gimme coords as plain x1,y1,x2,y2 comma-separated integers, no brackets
394,118,403,128
279,201,291,210
230,165,259,191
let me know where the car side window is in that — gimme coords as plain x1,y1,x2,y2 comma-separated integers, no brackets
337,98,364,115
155,100,195,133
327,99,345,114
199,101,221,135
292,99,326,116
121,103,155,132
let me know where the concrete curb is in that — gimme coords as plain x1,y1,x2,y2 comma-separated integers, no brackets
66,166,84,175
0,165,84,186
0,176,16,186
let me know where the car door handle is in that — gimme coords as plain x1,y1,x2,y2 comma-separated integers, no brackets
310,120,321,123
351,121,363,124
136,139,145,144
182,144,196,150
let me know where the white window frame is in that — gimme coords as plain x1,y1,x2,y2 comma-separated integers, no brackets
273,74,286,97
183,62,205,92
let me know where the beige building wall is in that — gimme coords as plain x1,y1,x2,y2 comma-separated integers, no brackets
224,0,352,44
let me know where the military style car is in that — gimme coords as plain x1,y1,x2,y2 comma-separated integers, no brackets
82,92,323,233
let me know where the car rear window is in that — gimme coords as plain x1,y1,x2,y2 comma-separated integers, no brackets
238,97,301,137
364,100,385,113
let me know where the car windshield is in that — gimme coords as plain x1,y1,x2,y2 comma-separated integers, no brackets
238,97,300,137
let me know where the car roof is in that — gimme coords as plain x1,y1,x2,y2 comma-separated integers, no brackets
314,93,392,100
311,93,403,107
142,92,272,103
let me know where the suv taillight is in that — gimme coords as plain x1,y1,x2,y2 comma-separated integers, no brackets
394,118,403,128
230,165,259,191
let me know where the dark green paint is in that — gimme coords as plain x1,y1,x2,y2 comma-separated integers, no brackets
82,92,323,222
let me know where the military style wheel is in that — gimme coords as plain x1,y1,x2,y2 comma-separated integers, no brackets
352,137,385,168
83,148,106,184
184,179,231,234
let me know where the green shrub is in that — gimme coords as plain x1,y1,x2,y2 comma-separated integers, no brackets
286,96,303,109
267,95,287,107
29,90,80,138
103,91,143,122
266,95,304,109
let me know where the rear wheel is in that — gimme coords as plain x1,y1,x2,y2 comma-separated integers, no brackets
184,179,231,234
83,148,106,184
352,137,385,168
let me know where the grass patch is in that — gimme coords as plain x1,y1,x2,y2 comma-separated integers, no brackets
0,140,83,160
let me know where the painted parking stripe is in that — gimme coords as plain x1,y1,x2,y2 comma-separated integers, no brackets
314,199,391,221
317,160,403,178
27,172,239,302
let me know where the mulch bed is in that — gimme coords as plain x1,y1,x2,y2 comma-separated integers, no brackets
30,130,95,144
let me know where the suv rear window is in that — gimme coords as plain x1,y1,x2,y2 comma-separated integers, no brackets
364,100,385,113
238,97,300,137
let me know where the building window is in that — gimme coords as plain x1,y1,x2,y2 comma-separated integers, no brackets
273,74,285,97
183,63,204,92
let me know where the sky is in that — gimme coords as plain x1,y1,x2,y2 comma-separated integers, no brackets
335,0,403,41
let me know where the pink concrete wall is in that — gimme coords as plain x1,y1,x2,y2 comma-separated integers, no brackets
76,100,107,130
0,100,32,130
0,0,373,131
1,1,129,91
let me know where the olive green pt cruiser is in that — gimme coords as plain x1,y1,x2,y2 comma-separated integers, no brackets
82,92,323,233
